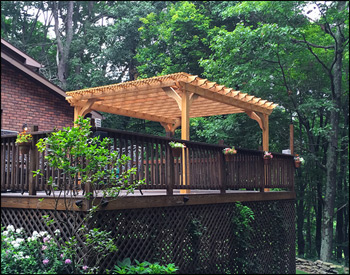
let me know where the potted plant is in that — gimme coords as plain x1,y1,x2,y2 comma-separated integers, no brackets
15,130,33,154
222,146,237,161
263,151,273,165
169,141,186,158
294,154,305,168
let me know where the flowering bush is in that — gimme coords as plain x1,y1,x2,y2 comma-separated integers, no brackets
222,147,237,155
263,151,273,159
1,225,88,274
294,154,305,164
15,131,33,143
169,141,186,148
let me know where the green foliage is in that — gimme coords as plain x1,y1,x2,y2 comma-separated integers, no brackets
32,117,146,273
35,116,145,202
136,1,211,78
232,202,255,233
168,141,185,149
113,258,178,274
229,202,255,274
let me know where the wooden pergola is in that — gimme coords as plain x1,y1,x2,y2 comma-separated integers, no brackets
66,72,277,151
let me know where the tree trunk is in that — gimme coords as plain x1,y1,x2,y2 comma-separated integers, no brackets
320,1,345,261
306,201,312,257
316,177,323,258
53,1,74,90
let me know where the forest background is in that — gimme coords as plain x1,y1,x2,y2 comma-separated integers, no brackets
1,0,348,266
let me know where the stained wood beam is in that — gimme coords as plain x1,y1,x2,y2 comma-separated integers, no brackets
1,192,296,210
180,82,273,115
256,112,269,151
92,103,176,124
160,119,181,136
67,81,177,102
73,99,99,126
162,87,182,110
181,91,190,140
245,111,263,130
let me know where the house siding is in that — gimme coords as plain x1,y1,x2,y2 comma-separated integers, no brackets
1,62,74,132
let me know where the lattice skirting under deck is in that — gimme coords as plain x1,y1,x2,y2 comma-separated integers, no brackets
1,200,295,274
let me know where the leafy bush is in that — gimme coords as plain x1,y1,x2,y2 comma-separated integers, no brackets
113,258,178,274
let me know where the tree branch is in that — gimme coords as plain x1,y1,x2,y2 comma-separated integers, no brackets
302,34,331,73
291,39,334,49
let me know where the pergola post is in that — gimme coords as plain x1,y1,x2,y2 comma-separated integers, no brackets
181,91,190,194
262,114,269,152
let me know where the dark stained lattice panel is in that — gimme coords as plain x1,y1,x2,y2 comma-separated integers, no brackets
1,200,295,274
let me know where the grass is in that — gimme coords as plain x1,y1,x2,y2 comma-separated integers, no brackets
296,270,308,274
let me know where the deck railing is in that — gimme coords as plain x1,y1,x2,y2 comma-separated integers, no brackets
1,127,295,195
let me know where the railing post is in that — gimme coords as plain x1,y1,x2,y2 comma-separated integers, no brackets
28,126,38,195
84,157,93,209
166,144,174,195
218,151,226,194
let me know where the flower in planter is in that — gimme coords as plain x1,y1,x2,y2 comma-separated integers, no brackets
294,154,305,164
169,141,186,148
222,146,237,155
15,130,33,144
263,151,273,159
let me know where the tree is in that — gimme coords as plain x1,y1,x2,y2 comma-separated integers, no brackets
136,1,212,78
199,1,349,262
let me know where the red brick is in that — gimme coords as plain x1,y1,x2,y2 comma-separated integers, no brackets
1,62,74,131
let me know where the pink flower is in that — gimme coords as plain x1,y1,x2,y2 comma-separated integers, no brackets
43,259,49,265
42,245,47,250
43,237,49,243
83,265,88,270
60,254,64,258
65,259,72,264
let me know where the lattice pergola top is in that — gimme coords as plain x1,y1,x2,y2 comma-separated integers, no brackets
66,72,277,125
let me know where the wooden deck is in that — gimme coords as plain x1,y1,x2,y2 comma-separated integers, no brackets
1,127,295,211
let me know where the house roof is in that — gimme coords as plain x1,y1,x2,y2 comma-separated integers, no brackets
1,38,43,69
66,72,277,125
1,39,102,120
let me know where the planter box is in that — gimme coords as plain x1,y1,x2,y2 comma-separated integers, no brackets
17,141,31,155
171,147,182,158
263,158,271,165
224,154,235,162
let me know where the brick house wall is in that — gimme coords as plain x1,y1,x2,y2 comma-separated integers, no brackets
1,62,74,132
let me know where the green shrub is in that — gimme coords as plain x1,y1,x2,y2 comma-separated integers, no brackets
112,258,178,274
